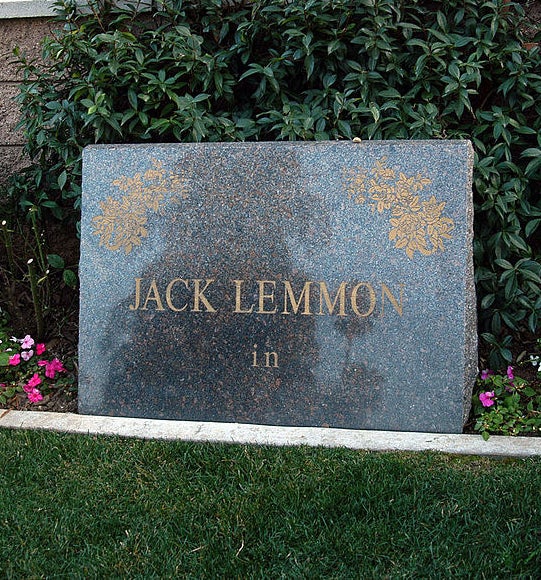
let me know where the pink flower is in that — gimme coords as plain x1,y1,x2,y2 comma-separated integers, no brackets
506,366,514,381
21,349,34,361
8,353,21,366
479,391,496,407
23,373,41,393
36,343,46,355
21,335,34,349
38,358,66,379
24,374,41,393
27,388,43,403
480,369,494,380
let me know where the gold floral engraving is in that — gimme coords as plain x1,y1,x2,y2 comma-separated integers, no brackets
343,156,454,258
92,159,188,254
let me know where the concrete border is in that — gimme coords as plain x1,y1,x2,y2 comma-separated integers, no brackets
1,410,541,457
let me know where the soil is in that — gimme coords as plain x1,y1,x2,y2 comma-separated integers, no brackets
4,383,78,414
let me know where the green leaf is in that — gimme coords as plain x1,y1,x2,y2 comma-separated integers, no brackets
57,170,67,190
127,89,138,110
448,62,460,79
47,254,65,269
522,148,541,158
239,66,262,82
519,269,541,285
501,310,519,330
304,54,315,79
525,157,541,176
436,11,447,30
525,219,541,238
481,294,495,309
369,102,380,123
506,234,529,253
495,259,513,270
63,269,78,288
379,88,401,99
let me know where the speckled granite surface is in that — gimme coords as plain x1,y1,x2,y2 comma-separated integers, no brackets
79,141,476,433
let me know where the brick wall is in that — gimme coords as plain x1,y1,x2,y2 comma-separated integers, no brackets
0,18,51,185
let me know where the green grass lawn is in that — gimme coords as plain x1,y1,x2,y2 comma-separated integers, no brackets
1,429,540,578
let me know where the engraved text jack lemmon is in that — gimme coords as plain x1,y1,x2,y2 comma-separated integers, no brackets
129,277,405,318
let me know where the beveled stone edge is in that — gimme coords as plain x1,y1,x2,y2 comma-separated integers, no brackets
1,410,540,457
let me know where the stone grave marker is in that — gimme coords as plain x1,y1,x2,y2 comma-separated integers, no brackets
79,141,477,433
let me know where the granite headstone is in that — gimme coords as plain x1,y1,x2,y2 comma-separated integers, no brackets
79,141,477,433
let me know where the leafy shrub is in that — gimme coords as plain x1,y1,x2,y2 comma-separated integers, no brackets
7,0,541,364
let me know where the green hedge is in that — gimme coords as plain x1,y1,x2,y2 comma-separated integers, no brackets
10,0,541,365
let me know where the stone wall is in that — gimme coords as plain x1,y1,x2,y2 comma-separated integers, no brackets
0,17,51,185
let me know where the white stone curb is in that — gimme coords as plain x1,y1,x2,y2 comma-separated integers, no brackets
2,410,541,457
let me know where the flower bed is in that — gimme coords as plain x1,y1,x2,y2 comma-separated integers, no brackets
0,331,77,413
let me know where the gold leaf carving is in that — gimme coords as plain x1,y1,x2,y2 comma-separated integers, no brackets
342,167,368,204
92,159,188,254
344,156,455,258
